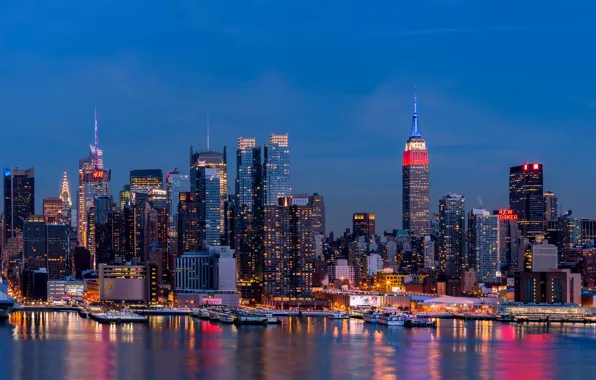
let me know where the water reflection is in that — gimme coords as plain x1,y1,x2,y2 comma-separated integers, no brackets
2,313,596,379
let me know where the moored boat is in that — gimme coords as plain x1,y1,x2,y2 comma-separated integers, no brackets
265,314,281,324
219,313,236,324
378,313,405,326
329,311,349,319
363,311,380,324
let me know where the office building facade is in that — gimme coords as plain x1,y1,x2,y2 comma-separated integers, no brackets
3,167,35,243
352,213,376,239
509,163,544,240
198,167,221,247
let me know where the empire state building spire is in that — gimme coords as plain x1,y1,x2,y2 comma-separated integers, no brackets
410,87,421,137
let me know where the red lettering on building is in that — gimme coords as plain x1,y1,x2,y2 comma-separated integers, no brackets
498,209,518,221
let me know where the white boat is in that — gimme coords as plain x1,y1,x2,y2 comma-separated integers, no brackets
200,309,210,319
208,311,220,321
265,314,281,324
329,311,349,319
363,311,380,324
378,313,405,326
219,313,236,324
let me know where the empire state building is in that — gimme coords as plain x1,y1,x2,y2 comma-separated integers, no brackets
402,91,430,237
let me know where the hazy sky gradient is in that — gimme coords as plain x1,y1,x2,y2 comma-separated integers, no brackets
1,1,595,233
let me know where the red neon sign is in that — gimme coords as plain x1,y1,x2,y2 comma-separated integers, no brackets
92,171,104,179
522,163,540,171
498,209,518,221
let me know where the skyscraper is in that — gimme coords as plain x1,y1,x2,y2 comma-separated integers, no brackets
263,196,314,300
46,224,68,280
3,167,35,242
78,109,110,249
494,209,521,270
198,167,221,247
23,215,45,270
544,190,558,221
177,192,199,253
119,185,131,210
60,171,72,224
439,193,465,277
264,134,291,206
190,146,227,236
43,198,62,224
402,91,430,237
509,163,544,240
309,193,326,236
166,170,190,257
235,137,263,302
352,213,376,239
93,195,114,266
468,209,500,284
130,169,163,196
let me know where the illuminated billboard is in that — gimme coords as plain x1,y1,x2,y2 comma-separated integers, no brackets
498,209,518,221
202,298,223,305
349,295,379,307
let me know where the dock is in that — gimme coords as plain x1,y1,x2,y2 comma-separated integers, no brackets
134,309,192,316
453,313,497,321
89,312,148,324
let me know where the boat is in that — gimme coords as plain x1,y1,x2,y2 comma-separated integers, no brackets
378,313,405,326
329,311,349,319
208,311,220,321
199,309,211,319
219,313,236,324
234,310,267,325
78,309,90,318
350,309,365,319
496,313,513,323
265,314,281,324
0,300,14,320
363,311,381,324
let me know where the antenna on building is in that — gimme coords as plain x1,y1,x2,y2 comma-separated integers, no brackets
94,106,99,168
206,109,210,151
413,85,417,114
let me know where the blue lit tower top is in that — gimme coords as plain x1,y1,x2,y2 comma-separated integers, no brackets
410,87,421,138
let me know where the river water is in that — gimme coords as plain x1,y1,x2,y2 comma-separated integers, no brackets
1,311,595,379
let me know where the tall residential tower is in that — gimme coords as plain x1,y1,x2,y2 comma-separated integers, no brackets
264,134,291,206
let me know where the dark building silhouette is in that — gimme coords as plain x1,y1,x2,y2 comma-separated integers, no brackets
73,246,91,275
235,137,263,303
352,213,376,240
3,167,35,242
177,192,199,253
509,164,544,240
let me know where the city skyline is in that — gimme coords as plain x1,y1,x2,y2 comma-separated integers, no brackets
1,3,595,233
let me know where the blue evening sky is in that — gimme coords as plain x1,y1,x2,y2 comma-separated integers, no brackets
1,1,595,233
